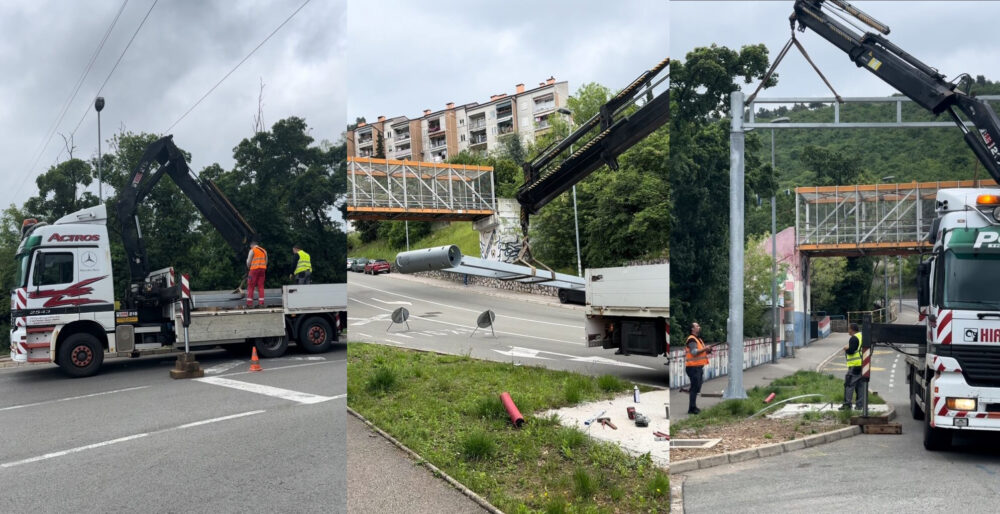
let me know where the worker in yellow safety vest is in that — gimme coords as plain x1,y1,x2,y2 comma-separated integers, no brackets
246,241,268,308
685,322,712,415
841,323,864,411
290,245,312,284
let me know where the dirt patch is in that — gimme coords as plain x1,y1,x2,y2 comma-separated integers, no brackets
671,418,844,461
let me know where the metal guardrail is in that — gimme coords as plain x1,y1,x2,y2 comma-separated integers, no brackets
669,337,775,389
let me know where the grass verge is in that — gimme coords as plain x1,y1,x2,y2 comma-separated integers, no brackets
671,370,885,435
348,343,670,513
349,222,480,262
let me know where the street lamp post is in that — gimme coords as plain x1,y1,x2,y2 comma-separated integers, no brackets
95,97,105,201
557,107,583,277
770,117,790,362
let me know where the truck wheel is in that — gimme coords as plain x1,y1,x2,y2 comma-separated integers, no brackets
299,317,334,353
58,333,104,378
909,371,924,421
558,289,568,304
923,386,951,451
254,336,288,358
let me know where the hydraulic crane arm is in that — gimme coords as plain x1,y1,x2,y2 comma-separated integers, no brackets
517,58,670,223
115,135,258,282
791,0,1000,182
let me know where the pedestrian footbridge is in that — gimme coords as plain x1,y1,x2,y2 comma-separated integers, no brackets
347,157,495,221
795,179,997,257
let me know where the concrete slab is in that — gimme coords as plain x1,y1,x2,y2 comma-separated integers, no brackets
543,389,670,468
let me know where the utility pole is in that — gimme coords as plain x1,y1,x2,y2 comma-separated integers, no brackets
769,117,789,361
724,92,747,400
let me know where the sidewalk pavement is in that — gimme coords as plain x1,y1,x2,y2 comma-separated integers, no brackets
670,332,850,422
347,414,488,513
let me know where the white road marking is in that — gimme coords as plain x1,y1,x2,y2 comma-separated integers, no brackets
389,332,413,339
371,298,412,306
203,360,245,375
351,298,583,346
1,433,151,468
176,410,266,429
353,282,581,328
287,356,327,361
0,386,150,413
222,359,343,377
358,332,373,339
195,376,336,404
2,409,271,469
494,346,655,370
384,339,405,346
349,313,390,327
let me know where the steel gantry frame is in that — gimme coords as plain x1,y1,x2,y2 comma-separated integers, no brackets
347,157,495,221
724,93,1000,399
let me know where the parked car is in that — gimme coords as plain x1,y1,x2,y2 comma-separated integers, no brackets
351,257,369,272
347,258,355,271
364,259,391,275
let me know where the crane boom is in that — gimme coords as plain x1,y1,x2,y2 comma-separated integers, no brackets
791,0,1000,182
116,136,257,286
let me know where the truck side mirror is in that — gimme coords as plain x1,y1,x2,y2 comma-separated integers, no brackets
917,261,931,308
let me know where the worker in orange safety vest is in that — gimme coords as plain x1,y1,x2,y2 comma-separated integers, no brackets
246,241,268,308
685,322,712,414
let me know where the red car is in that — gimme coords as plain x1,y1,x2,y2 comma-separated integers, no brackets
364,259,391,275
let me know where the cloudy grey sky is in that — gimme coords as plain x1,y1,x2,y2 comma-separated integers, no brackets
672,1,1000,98
347,0,669,122
0,0,345,210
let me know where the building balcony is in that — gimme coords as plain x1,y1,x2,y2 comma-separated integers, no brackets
469,120,487,131
469,136,488,146
430,138,447,150
533,102,555,113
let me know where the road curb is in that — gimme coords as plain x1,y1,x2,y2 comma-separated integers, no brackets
671,474,685,513
347,406,502,514
385,272,584,312
0,359,49,370
671,404,896,475
815,345,846,373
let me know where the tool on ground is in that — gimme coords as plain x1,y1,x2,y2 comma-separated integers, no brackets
653,431,670,441
233,274,247,294
583,410,607,426
633,385,640,403
627,406,636,420
500,392,525,428
634,413,650,427
249,346,263,372
596,417,617,430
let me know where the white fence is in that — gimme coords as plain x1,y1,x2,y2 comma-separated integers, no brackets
669,337,775,389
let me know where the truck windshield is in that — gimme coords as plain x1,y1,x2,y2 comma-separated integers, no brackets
13,234,40,288
943,251,1000,310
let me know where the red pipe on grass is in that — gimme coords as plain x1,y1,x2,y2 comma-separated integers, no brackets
500,392,524,428
764,392,776,403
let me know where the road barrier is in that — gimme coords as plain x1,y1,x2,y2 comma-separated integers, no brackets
669,337,775,389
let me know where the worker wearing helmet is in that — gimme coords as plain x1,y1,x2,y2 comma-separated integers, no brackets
290,244,312,284
246,241,268,308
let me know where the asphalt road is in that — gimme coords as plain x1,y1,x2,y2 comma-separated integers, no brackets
682,303,1000,513
348,271,672,386
0,343,346,513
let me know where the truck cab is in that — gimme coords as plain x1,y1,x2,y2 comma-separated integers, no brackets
913,189,1000,448
11,205,116,372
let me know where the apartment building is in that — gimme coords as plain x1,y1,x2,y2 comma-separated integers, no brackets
348,77,569,162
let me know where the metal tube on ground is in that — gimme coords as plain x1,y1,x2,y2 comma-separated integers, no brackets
395,245,463,272
500,392,525,428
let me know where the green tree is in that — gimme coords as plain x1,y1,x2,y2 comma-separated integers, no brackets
23,158,99,220
670,43,774,342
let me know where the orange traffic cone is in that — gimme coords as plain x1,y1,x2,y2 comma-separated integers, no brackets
249,346,263,372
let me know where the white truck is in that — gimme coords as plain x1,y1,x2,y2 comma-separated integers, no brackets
9,137,345,377
584,263,670,357
905,189,1000,449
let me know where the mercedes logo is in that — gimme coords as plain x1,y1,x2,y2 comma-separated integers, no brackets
82,251,97,267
